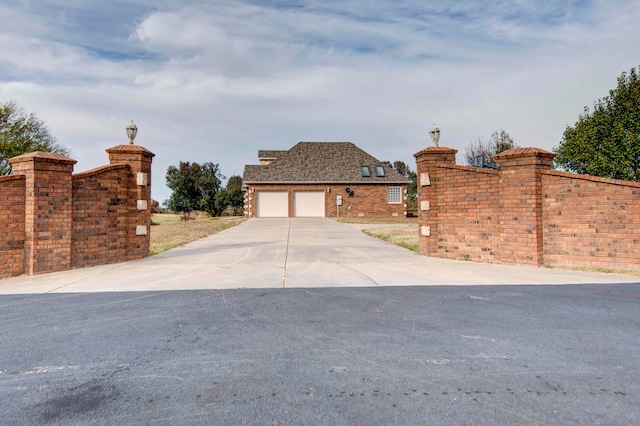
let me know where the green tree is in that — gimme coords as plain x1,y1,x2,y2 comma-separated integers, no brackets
214,175,245,216
554,66,640,181
226,175,243,190
0,100,70,175
166,161,224,218
464,130,517,167
390,161,417,202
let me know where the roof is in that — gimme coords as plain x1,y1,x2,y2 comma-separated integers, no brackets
243,142,411,184
258,150,287,160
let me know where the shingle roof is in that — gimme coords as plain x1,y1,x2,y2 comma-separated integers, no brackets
258,150,287,160
243,142,411,183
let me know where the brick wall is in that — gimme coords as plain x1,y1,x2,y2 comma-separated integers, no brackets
244,183,407,218
542,171,640,270
72,165,132,269
434,165,501,262
0,175,26,277
0,145,154,278
415,146,640,271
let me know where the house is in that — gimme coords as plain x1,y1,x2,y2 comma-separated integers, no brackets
242,142,411,218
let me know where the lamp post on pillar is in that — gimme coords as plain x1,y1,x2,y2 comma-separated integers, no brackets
429,124,440,147
126,120,138,145
107,120,154,259
415,124,457,257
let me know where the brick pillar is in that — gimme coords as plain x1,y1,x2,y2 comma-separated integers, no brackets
414,146,457,256
9,152,77,275
495,148,555,265
105,144,155,260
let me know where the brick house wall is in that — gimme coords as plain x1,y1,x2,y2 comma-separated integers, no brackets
415,146,640,270
0,144,154,278
0,175,26,277
244,183,407,218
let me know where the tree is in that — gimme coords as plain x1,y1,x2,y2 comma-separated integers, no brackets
226,175,243,190
390,161,417,202
464,130,517,167
214,175,245,216
165,161,224,219
0,100,70,175
554,66,640,181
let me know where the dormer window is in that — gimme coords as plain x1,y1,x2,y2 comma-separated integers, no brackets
361,165,371,177
375,165,385,177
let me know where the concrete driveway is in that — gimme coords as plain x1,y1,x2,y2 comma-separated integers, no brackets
1,218,638,294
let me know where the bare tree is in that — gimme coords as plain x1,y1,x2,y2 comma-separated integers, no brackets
464,130,517,167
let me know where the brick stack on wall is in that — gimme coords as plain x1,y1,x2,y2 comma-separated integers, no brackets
415,146,640,271
0,145,154,278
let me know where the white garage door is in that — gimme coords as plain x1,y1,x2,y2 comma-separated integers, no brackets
257,191,288,217
294,191,325,217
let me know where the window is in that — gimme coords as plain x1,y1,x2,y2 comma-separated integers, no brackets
375,165,386,177
387,186,402,204
361,165,371,177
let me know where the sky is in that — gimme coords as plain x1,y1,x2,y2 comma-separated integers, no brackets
1,0,638,203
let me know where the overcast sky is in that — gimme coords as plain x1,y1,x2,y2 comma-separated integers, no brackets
1,0,638,202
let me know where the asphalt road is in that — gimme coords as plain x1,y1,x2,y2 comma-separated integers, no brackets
2,284,639,425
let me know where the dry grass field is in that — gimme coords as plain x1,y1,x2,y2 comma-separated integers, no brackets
150,214,246,255
360,226,419,253
335,216,420,253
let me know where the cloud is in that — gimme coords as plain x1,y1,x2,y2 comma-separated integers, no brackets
1,0,639,202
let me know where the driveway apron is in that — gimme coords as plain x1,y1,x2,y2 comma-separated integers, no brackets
1,218,637,294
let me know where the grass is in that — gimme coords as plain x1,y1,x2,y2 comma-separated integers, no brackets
150,214,182,225
543,264,640,276
362,227,420,253
150,214,246,255
334,216,420,253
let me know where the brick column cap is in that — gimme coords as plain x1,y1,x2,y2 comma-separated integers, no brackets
106,144,155,158
414,146,458,158
494,147,555,161
9,151,77,166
